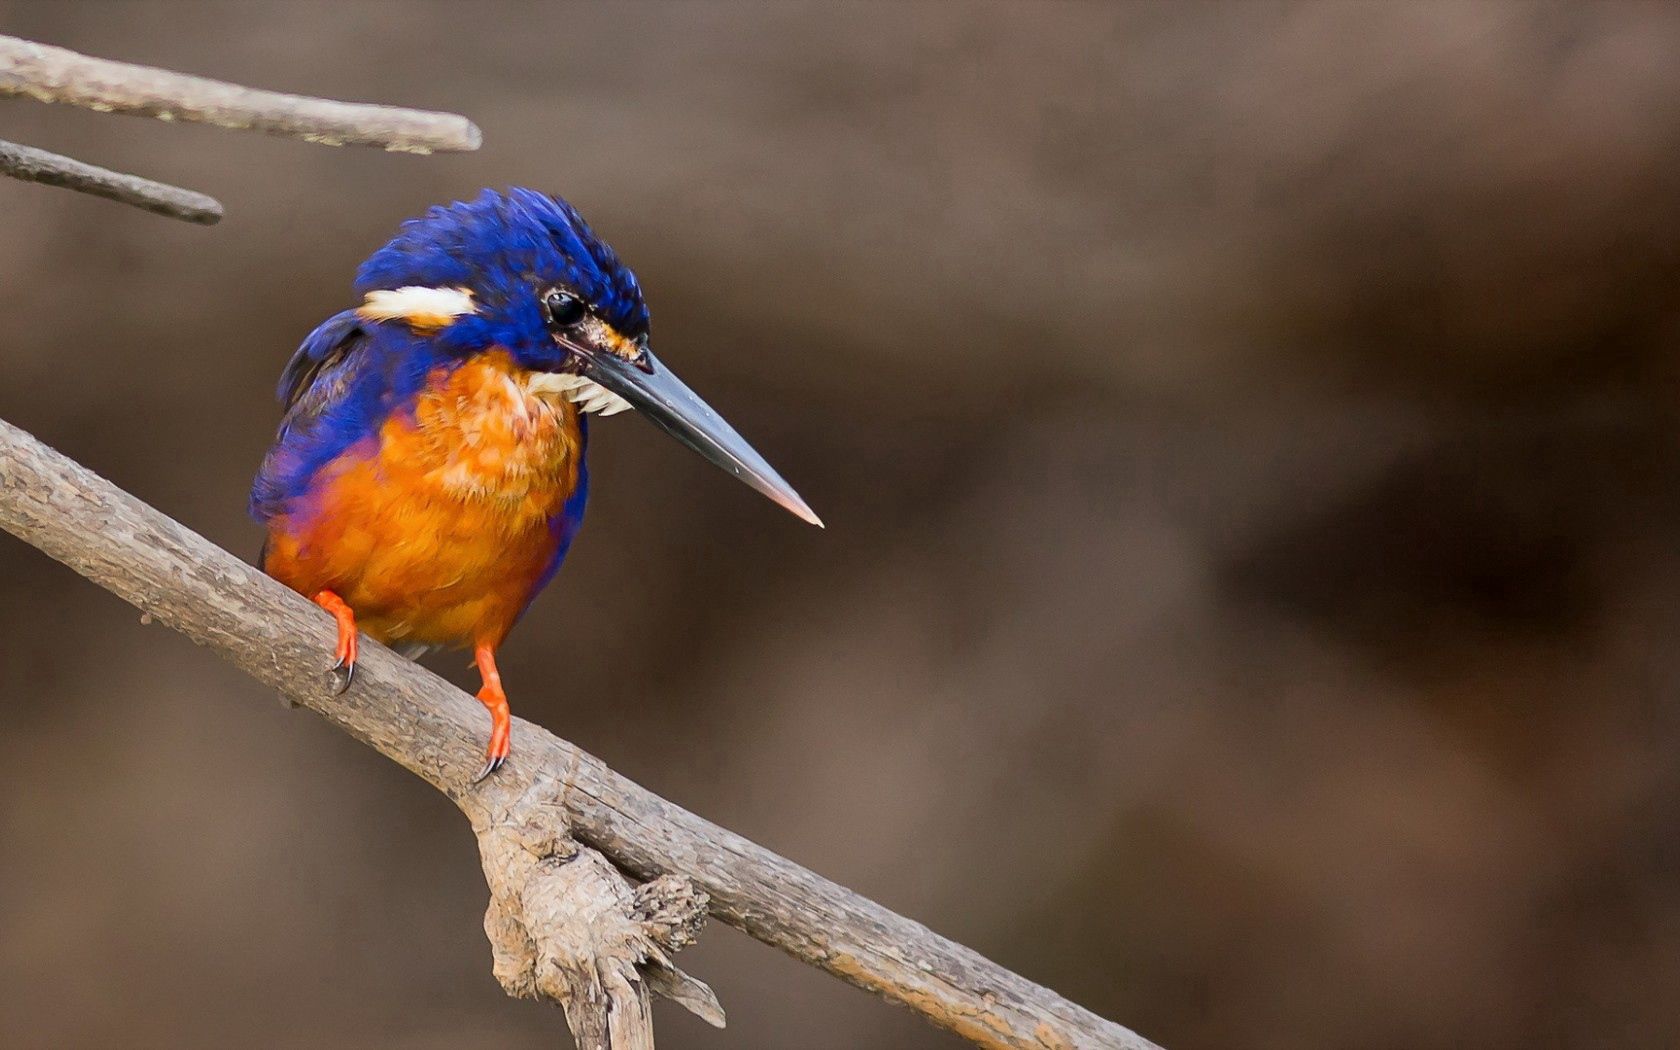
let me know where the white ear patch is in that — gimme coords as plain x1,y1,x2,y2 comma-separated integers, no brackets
526,371,634,416
358,286,477,328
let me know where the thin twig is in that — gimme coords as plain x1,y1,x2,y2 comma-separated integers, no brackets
0,415,1161,1050
0,35,481,154
0,138,222,224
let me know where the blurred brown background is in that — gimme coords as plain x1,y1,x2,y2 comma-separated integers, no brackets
3,2,1680,1048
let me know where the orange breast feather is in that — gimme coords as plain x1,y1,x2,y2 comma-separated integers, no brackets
263,351,584,648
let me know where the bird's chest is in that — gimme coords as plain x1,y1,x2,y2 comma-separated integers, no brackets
387,352,583,517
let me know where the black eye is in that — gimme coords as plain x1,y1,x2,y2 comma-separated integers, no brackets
543,290,587,329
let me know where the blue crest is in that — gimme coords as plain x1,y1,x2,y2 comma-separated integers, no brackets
354,187,650,343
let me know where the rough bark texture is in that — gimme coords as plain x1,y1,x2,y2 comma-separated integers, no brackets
0,34,481,154
0,137,222,223
477,816,719,1048
0,414,1161,1050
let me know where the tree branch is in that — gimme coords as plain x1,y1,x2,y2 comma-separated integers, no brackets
0,138,222,223
0,35,481,153
0,414,1161,1050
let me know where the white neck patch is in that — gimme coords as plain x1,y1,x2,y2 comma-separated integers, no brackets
357,286,477,328
526,371,634,416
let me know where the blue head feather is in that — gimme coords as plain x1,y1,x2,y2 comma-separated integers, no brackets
355,187,649,370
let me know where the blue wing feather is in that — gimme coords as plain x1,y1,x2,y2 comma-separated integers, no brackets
278,309,362,407
250,312,449,522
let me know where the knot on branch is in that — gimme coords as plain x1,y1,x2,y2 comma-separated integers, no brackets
630,874,708,952
476,815,724,1048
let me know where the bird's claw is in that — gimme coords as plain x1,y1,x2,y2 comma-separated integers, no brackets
470,660,512,785
312,591,359,696
471,752,506,784
328,656,356,694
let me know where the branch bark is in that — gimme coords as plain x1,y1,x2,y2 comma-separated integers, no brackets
0,138,222,223
0,33,479,223
0,34,481,153
0,414,1161,1050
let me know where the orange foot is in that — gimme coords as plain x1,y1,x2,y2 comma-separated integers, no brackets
313,589,358,694
472,642,511,783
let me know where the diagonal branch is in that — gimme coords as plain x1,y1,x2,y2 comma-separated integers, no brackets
0,414,1161,1050
0,34,481,153
0,138,222,223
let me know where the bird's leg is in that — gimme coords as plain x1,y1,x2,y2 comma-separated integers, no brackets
472,642,512,783
313,589,358,694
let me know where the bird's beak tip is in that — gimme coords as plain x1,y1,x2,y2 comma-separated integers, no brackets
775,491,825,528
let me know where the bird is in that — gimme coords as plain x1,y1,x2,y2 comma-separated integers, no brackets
251,188,819,781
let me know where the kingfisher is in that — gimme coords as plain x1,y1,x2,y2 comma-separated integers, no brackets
251,188,820,781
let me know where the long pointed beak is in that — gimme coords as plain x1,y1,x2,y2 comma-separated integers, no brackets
579,347,823,527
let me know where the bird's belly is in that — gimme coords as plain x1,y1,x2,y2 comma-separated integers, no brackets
289,485,563,647
264,353,584,647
